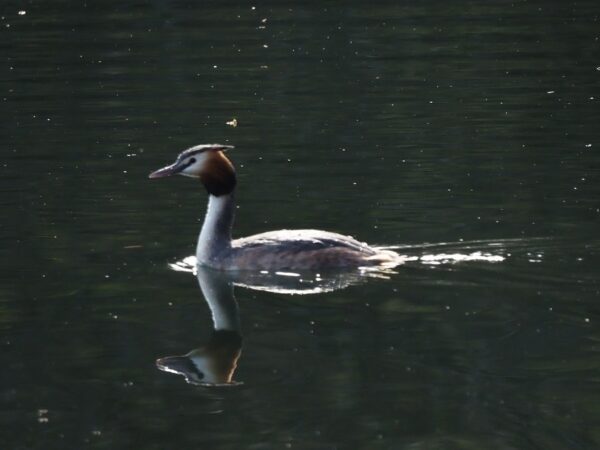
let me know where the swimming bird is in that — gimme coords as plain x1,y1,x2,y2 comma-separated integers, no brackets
149,144,399,271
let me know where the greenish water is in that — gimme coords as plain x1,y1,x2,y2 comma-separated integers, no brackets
2,1,600,449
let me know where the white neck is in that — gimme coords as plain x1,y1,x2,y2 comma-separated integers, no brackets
196,194,235,265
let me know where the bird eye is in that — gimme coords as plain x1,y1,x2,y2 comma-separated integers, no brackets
189,158,196,164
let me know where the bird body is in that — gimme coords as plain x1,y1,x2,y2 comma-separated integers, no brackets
149,144,399,271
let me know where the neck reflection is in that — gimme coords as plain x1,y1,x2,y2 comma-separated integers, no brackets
156,267,242,386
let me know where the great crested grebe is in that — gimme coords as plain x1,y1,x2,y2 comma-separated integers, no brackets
149,144,400,271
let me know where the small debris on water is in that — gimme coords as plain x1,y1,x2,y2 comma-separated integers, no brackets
226,118,238,127
37,409,48,423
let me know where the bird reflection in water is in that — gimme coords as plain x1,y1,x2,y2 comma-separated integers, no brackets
156,262,391,387
156,267,243,387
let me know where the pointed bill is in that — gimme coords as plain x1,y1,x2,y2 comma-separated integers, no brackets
148,163,180,179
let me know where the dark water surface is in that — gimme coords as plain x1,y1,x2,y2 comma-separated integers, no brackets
2,1,600,448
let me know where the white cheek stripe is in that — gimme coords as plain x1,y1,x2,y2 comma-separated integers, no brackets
181,153,209,176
